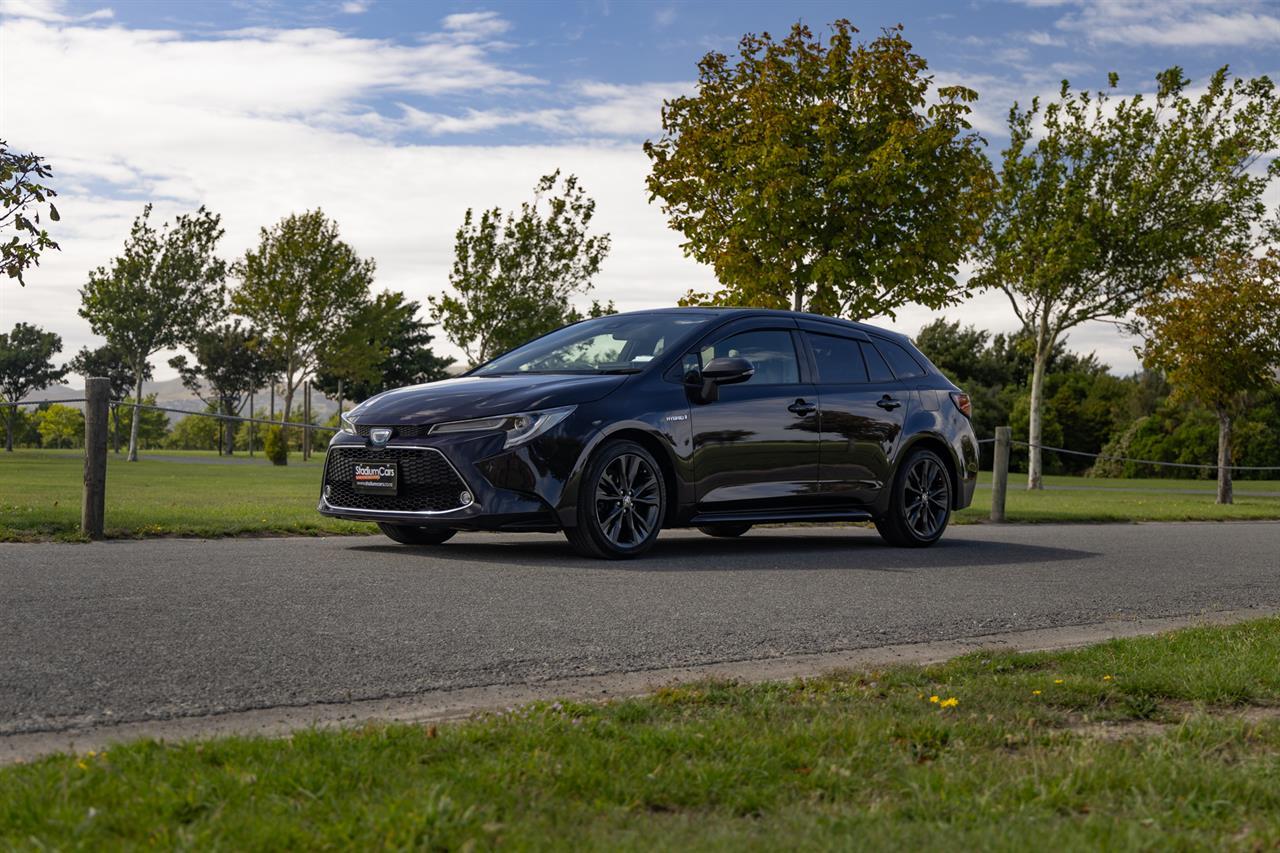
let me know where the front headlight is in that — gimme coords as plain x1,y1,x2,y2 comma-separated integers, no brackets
340,411,358,434
430,405,576,449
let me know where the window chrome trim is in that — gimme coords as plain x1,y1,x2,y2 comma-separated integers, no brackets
320,443,477,517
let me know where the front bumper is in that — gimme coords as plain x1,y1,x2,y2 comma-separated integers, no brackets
317,433,570,532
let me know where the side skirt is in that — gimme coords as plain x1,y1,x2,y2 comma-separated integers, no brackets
684,508,874,527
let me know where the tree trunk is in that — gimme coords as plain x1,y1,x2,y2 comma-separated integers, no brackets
281,384,294,464
111,405,121,453
127,371,142,462
1216,407,1233,505
792,286,803,313
223,398,236,456
1026,346,1049,490
4,405,13,451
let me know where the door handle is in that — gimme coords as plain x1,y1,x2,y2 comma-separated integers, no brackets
787,399,817,416
876,396,902,411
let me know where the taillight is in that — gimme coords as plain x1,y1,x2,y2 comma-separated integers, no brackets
950,392,972,418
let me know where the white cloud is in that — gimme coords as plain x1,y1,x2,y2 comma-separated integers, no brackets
340,0,369,13
654,6,676,28
1051,1,1280,47
440,10,510,40
0,0,111,22
1026,30,1064,46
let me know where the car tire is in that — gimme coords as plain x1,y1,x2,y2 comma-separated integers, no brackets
565,440,666,559
875,448,952,548
696,523,752,538
377,523,457,546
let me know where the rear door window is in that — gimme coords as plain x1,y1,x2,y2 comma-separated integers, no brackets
805,333,868,383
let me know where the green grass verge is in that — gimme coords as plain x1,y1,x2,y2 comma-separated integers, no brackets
2,450,1278,541
5,618,1280,849
958,471,1280,524
0,450,367,541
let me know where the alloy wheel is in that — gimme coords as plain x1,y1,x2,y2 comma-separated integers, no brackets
594,452,661,548
902,455,950,540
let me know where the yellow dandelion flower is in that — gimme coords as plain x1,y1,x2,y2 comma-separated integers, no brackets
1054,679,1064,684
940,697,959,708
1103,675,1113,681
929,695,940,703
76,760,88,770
1032,690,1042,696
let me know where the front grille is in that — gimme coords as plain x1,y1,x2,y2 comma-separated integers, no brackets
324,446,468,513
355,423,431,439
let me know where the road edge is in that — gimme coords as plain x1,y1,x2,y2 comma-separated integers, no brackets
4,605,1276,764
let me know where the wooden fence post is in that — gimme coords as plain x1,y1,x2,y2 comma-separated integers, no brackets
248,390,255,457
82,377,109,539
991,426,1011,523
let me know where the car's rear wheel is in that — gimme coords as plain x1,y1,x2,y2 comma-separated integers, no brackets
566,440,665,559
377,523,457,546
875,448,952,548
697,523,752,538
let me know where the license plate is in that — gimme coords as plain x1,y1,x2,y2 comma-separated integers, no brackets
353,460,398,495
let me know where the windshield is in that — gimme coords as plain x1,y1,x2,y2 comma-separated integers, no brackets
473,313,713,376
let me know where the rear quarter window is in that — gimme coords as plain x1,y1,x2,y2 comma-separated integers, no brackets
874,339,928,380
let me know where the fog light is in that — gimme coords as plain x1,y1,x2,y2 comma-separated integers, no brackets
459,490,474,506
324,485,331,499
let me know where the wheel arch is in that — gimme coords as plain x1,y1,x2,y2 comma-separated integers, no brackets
896,432,963,510
556,423,681,529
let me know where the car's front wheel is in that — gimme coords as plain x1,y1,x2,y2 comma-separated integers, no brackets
566,440,665,559
377,523,457,546
875,448,952,548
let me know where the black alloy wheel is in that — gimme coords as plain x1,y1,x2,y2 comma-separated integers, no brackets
566,440,665,559
697,523,752,538
377,523,457,546
875,448,952,548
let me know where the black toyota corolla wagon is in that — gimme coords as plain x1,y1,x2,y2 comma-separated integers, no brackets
320,308,979,558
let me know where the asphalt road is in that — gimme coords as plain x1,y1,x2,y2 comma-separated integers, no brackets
2,523,1278,737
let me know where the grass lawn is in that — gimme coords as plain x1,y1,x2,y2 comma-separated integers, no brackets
957,471,1280,524
5,618,1280,848
2,449,1278,541
0,449,367,541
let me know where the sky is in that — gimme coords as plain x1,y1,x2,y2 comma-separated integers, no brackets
2,0,1278,379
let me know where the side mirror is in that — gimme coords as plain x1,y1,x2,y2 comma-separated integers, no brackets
691,356,754,403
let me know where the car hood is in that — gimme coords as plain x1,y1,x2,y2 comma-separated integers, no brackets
348,373,629,427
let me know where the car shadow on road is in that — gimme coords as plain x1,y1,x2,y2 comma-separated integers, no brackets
345,530,1098,573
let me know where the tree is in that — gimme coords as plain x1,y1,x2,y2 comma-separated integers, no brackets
1,139,61,285
0,322,67,451
429,171,613,365
643,20,993,318
974,67,1280,489
36,404,83,449
69,344,153,454
232,209,374,455
168,321,280,455
1133,251,1280,504
79,204,226,461
315,291,451,405
165,405,222,451
119,393,170,449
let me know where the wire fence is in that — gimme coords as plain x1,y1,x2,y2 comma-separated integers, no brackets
7,397,1280,473
3,398,338,433
975,436,1280,473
